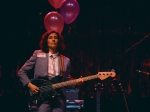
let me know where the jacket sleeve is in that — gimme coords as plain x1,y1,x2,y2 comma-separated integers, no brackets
18,50,37,86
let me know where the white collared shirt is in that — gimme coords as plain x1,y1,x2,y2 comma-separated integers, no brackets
48,52,60,77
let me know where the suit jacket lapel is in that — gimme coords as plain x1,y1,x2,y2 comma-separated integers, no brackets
46,53,49,75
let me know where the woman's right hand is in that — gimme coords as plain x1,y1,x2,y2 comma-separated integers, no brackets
27,82,39,94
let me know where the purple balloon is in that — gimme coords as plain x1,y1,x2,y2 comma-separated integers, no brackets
60,0,80,24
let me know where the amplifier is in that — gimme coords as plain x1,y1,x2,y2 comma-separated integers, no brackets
66,100,84,112
65,89,79,101
65,89,84,112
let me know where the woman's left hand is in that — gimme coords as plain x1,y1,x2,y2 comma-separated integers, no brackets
76,76,84,85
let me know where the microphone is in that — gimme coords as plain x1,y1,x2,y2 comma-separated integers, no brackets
136,70,149,75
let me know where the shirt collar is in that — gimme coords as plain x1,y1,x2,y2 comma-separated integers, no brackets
49,52,59,58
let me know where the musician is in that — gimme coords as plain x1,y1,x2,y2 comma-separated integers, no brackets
18,30,83,112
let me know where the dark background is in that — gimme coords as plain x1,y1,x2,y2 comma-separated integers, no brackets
0,0,150,112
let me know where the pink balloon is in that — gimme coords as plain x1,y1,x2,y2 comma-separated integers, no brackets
48,0,65,9
44,11,64,34
60,0,80,24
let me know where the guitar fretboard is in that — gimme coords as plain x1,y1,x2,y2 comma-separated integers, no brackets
52,74,98,89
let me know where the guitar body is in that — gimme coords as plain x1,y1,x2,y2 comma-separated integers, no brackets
25,76,62,105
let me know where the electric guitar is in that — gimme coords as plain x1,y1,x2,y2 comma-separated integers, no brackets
95,82,103,112
25,71,116,105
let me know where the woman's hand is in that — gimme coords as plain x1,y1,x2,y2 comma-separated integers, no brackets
76,76,84,85
27,82,39,94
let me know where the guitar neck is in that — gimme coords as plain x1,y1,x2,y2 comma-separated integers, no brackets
96,84,101,112
52,74,98,89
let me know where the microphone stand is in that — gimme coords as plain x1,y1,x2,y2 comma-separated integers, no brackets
119,82,130,112
122,33,150,111
125,33,150,53
124,34,150,73
124,33,150,97
112,79,130,112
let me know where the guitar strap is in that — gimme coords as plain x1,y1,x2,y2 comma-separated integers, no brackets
59,54,65,76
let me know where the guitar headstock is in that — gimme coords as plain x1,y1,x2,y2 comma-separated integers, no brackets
95,82,103,91
97,71,116,80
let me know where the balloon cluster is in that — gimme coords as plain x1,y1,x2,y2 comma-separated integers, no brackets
44,0,80,34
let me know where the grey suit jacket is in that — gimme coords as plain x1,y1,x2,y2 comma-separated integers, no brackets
18,50,71,87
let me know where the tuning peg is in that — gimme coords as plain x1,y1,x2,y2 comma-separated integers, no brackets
95,82,104,90
101,83,104,90
111,69,115,72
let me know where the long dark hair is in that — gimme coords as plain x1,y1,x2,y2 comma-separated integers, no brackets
39,30,66,53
